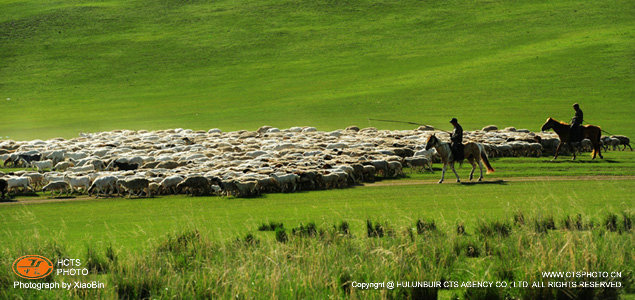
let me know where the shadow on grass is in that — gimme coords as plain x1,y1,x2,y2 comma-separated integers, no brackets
11,191,39,197
460,180,506,186
45,196,77,199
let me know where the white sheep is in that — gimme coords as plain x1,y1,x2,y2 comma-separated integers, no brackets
88,176,119,197
64,175,92,193
42,181,71,197
159,175,184,194
7,177,34,193
31,159,54,171
54,161,75,171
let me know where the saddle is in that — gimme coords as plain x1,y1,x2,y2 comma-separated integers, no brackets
451,143,465,161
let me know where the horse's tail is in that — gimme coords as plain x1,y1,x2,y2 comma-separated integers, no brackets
590,125,602,158
480,148,495,173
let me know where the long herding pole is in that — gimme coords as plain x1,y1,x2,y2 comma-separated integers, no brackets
367,118,452,134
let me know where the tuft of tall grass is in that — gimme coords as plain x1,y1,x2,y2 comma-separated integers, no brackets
85,244,109,274
477,220,511,237
275,227,288,243
258,222,284,232
336,221,350,236
366,220,395,238
533,215,556,234
416,219,436,235
292,222,318,238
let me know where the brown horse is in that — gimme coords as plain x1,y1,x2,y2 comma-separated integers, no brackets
540,117,603,160
425,135,494,183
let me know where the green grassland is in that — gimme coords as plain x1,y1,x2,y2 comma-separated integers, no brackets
1,0,634,140
0,179,633,299
1,178,632,254
1,0,634,298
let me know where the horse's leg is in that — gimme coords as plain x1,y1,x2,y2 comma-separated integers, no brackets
468,158,476,181
439,163,447,184
477,157,484,181
450,162,460,183
553,142,562,160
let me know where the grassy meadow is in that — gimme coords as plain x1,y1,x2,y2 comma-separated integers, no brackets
1,0,634,298
1,0,634,139
1,177,633,252
0,178,633,299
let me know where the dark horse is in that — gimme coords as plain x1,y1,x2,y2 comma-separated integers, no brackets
541,117,603,160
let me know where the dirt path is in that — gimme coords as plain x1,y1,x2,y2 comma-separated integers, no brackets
2,175,634,206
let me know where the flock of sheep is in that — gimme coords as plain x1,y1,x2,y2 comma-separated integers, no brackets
0,125,631,199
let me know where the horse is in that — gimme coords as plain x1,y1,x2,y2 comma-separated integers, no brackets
425,135,495,183
540,117,603,160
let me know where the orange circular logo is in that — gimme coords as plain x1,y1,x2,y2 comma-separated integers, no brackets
12,255,54,279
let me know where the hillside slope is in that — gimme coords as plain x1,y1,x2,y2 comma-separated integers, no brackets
1,0,633,139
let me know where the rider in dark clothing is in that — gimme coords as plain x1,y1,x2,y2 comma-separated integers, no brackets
450,118,464,161
570,103,583,143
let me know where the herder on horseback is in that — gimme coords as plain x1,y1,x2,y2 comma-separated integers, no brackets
425,118,494,183
541,103,603,160
570,103,584,144
450,118,464,161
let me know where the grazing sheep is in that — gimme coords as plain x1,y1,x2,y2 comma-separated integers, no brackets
255,177,280,193
370,160,389,177
224,180,259,197
176,176,210,196
482,125,498,132
65,175,92,193
580,139,593,152
42,181,71,197
607,138,621,151
66,152,88,160
45,150,66,165
31,159,54,171
88,176,119,197
387,161,404,177
83,159,106,171
405,157,432,171
156,161,179,169
362,165,376,182
0,178,7,199
7,177,33,193
159,175,184,194
350,164,365,183
322,172,347,189
148,182,160,196
68,165,95,173
23,173,45,190
611,135,632,151
117,178,150,198
270,173,299,193
54,161,75,171
296,171,321,190
601,136,611,150
106,159,139,171
4,153,41,167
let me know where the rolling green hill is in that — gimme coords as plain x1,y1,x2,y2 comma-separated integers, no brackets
1,0,633,140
